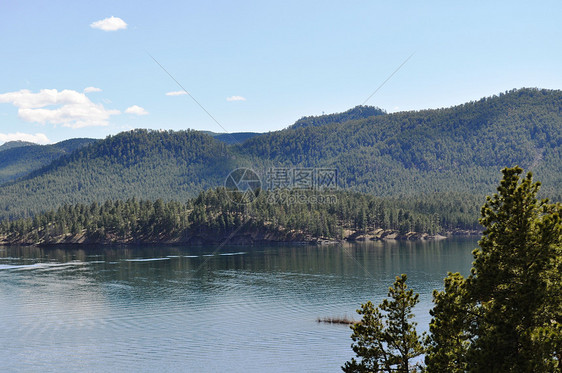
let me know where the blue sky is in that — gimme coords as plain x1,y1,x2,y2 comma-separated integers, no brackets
1,0,561,144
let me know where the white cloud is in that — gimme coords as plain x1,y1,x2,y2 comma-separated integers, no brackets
226,95,246,102
166,91,188,96
125,105,148,115
90,16,127,31
0,132,51,145
84,86,102,93
0,89,120,128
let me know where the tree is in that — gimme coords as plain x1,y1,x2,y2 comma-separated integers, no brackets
343,274,424,373
424,272,472,372
342,301,386,373
425,167,562,372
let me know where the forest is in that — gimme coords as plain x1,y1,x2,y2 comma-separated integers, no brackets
0,88,560,225
0,187,484,245
0,138,95,185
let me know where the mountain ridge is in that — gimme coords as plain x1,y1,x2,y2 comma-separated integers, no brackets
0,138,97,185
0,141,37,152
0,87,560,220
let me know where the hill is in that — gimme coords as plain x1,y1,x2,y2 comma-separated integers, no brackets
0,138,97,185
289,105,386,129
207,131,261,145
0,88,560,220
0,141,36,152
0,130,246,219
241,88,561,197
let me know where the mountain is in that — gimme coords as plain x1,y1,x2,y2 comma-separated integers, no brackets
0,130,244,219
0,88,560,220
207,131,261,145
241,88,561,197
0,138,97,185
289,105,386,129
0,141,36,152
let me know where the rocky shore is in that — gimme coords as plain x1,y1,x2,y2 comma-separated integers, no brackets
0,225,482,247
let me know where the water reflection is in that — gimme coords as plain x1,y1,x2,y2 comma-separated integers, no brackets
0,239,477,372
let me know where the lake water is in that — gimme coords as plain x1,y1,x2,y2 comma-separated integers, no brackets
0,238,477,372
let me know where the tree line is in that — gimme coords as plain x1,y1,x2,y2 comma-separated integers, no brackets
0,188,483,245
0,88,560,221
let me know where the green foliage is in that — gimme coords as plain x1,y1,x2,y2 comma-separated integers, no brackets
210,132,260,144
424,272,472,372
290,105,386,129
0,188,481,245
0,141,36,151
0,88,560,221
343,274,424,373
425,167,562,372
343,301,386,373
0,129,238,220
0,138,96,185
242,88,562,197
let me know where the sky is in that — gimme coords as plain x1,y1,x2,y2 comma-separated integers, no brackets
0,0,561,144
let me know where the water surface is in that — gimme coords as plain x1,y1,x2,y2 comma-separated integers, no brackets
0,239,477,372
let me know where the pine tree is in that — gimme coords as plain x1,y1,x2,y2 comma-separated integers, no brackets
342,301,386,373
425,272,472,372
425,167,562,372
380,274,425,372
343,274,424,373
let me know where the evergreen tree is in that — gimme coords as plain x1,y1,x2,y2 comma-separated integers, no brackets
425,167,562,372
379,275,424,372
342,301,386,373
343,274,424,373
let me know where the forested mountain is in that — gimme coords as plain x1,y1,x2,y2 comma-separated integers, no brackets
0,88,560,221
242,88,562,197
0,141,36,152
0,138,97,185
208,132,261,144
289,105,386,129
0,129,246,219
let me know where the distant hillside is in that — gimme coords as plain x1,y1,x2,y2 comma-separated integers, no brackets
242,88,562,197
0,130,244,219
289,105,386,129
0,88,560,220
208,132,261,144
0,141,36,152
0,138,97,185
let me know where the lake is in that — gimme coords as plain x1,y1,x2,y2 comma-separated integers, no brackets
0,238,477,372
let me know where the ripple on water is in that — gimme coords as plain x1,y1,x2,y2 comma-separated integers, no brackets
122,257,171,262
0,261,88,271
0,239,478,372
219,251,247,256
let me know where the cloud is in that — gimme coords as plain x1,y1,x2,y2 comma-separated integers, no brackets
90,16,127,31
166,91,188,96
226,95,246,102
84,87,102,93
125,105,148,115
0,89,120,128
0,132,51,145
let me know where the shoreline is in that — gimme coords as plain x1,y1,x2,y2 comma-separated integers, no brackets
0,228,482,248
